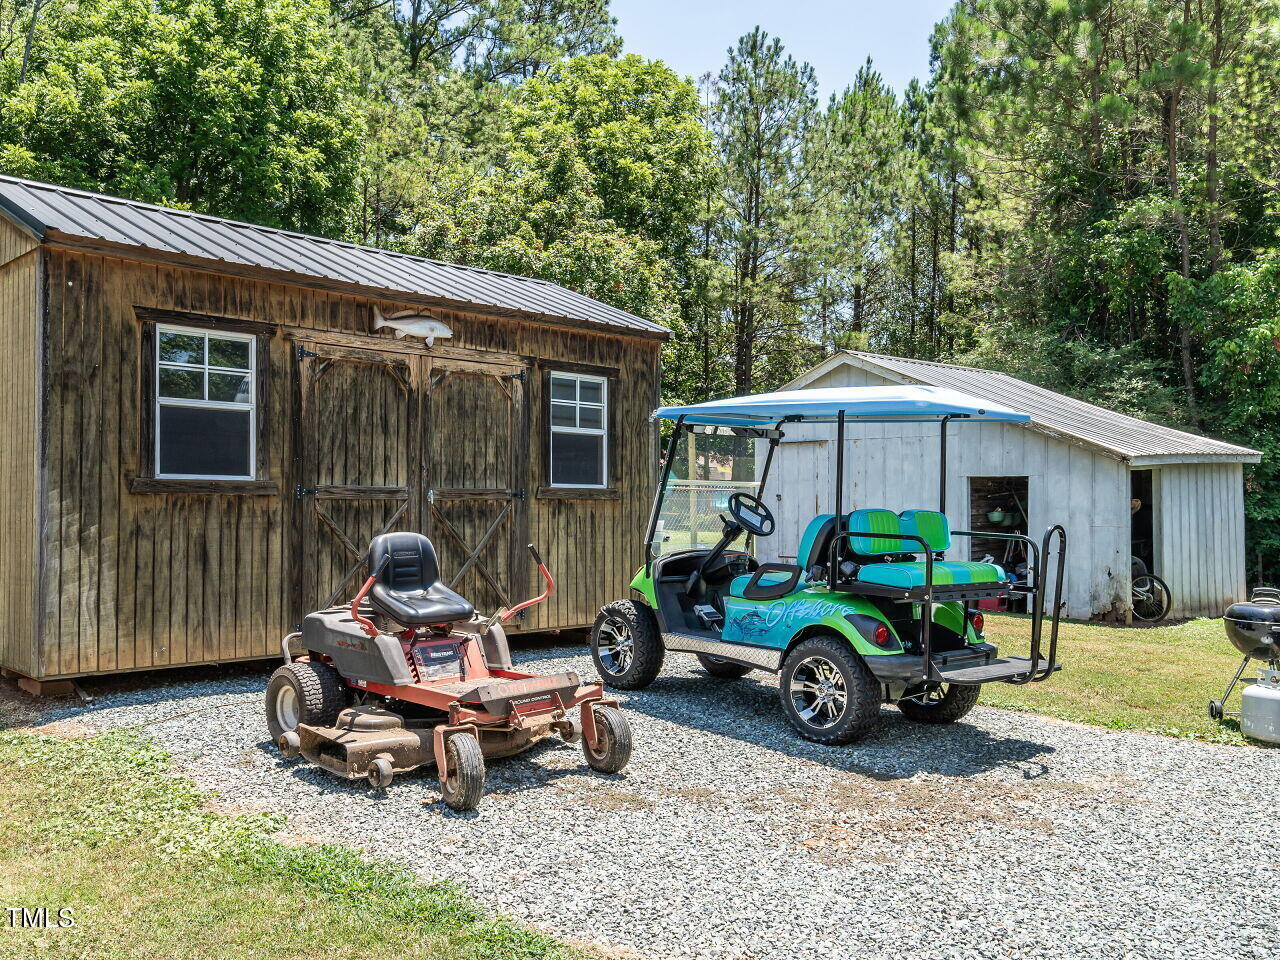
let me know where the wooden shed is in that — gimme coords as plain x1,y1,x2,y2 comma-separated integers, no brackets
765,351,1261,621
0,175,666,689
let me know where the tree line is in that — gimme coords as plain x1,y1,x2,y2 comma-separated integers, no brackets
3,0,1279,577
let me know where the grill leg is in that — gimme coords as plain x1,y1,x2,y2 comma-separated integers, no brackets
1212,656,1252,719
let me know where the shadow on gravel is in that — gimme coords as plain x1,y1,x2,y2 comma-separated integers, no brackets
615,670,1057,780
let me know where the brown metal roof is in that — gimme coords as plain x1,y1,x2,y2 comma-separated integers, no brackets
793,351,1261,464
0,175,668,339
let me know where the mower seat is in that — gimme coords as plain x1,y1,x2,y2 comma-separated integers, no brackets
366,533,475,627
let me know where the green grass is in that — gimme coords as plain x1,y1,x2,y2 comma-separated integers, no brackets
0,727,578,960
977,613,1267,746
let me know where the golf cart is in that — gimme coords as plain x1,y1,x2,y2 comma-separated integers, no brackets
590,385,1066,744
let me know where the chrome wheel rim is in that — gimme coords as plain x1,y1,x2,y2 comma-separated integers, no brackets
275,685,300,731
790,656,847,728
596,619,634,675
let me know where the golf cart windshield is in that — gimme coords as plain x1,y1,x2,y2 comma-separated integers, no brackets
652,427,761,556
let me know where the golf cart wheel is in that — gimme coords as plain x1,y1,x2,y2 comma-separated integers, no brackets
696,654,753,679
779,636,881,745
897,683,980,724
265,660,348,741
583,706,633,774
591,600,664,690
440,734,485,812
367,756,394,789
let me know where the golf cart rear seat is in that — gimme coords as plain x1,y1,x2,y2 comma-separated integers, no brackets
794,508,1008,597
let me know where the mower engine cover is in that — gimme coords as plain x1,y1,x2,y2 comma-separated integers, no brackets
301,609,415,686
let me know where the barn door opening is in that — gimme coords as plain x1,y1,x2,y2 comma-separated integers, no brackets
296,344,416,610
425,360,527,620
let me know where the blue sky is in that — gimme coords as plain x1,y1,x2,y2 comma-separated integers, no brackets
611,0,957,97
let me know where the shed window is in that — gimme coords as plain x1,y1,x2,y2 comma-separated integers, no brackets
549,372,608,487
155,325,256,479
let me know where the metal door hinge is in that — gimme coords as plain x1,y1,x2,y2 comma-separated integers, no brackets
295,483,316,499
513,488,526,501
296,345,321,360
506,371,526,382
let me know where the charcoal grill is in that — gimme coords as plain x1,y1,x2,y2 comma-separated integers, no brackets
1210,588,1280,743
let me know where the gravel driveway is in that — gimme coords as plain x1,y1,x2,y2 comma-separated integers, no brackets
45,646,1280,960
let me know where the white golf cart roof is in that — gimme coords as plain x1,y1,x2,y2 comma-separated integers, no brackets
654,385,1032,427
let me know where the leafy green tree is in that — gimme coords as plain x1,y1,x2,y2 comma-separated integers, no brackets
0,0,364,233
709,28,823,395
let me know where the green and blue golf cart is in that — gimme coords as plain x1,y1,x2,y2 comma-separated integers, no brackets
590,385,1066,744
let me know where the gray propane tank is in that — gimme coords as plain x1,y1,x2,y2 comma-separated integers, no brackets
1241,667,1280,744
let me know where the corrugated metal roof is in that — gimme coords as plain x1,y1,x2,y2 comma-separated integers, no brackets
807,351,1261,463
0,175,668,338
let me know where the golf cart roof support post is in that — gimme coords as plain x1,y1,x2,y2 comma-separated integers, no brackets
756,420,785,493
645,415,685,574
830,409,846,590
939,415,952,514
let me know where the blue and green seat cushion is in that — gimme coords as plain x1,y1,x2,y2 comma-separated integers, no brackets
845,509,1006,587
853,559,1006,589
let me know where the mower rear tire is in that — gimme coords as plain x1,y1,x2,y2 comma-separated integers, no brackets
591,600,663,690
440,734,485,812
266,660,348,741
696,654,753,679
779,636,881,745
896,683,980,724
583,705,633,774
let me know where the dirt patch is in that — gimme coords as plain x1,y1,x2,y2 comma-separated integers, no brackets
553,778,653,812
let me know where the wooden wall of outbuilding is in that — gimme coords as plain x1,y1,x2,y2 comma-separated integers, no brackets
0,220,41,676
22,246,659,679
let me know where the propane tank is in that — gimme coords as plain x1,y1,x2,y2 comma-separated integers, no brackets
1241,667,1280,744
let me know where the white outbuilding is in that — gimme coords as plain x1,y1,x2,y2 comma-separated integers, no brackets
759,351,1261,621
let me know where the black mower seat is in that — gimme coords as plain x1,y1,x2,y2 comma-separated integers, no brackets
366,533,474,626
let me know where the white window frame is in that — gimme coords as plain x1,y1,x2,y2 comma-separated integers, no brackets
155,324,257,480
549,371,608,488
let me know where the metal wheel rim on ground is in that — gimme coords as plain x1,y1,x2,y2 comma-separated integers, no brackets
275,685,300,731
790,656,848,728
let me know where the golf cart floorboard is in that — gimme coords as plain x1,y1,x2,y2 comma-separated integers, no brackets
931,656,1058,685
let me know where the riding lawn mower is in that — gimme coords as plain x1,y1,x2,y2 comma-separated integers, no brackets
267,533,633,811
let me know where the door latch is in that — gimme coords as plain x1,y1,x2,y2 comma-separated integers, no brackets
426,488,436,504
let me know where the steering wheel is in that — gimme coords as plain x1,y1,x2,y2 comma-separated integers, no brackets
728,492,775,538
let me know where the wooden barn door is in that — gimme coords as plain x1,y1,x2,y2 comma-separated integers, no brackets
295,344,418,610
424,358,528,620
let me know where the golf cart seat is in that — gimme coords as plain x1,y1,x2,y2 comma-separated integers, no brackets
366,533,475,626
846,509,1006,587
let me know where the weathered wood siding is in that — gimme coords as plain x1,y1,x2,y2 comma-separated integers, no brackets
30,247,659,679
0,220,41,675
1154,462,1247,617
763,363,1131,620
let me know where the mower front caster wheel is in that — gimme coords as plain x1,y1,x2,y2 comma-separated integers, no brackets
368,756,394,789
1208,700,1224,721
440,735,486,812
583,706,633,774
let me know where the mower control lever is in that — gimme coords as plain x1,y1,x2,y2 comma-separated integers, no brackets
497,544,555,624
350,553,393,638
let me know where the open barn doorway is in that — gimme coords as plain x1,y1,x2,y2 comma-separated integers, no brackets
1130,469,1154,577
968,476,1030,612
